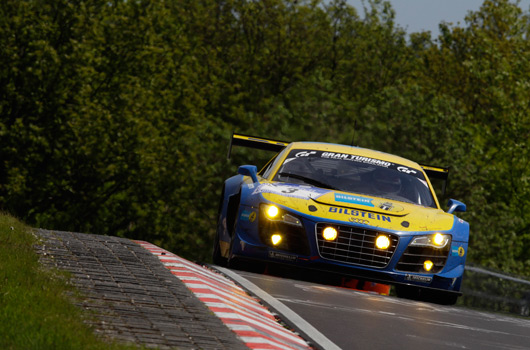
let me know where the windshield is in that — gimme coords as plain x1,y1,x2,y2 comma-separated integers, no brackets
272,149,437,208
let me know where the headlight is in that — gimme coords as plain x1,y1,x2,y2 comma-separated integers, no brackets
262,204,302,227
266,205,280,219
375,235,391,250
423,260,434,272
433,233,445,246
322,227,338,241
410,234,450,248
271,234,282,245
259,204,309,255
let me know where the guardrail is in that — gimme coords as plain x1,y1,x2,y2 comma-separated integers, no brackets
460,265,530,317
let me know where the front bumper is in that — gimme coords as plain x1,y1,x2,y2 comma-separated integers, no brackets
232,207,466,293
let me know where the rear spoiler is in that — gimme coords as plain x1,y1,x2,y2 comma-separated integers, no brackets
227,132,289,159
419,164,449,195
227,132,450,192
420,164,449,181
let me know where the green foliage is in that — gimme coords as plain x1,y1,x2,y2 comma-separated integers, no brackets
0,213,139,350
1,0,529,275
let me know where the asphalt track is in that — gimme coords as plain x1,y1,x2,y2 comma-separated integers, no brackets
226,268,530,350
36,229,530,350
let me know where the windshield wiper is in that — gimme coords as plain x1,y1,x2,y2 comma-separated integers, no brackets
277,172,339,190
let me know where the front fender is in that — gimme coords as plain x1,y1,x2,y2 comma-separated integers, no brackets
217,175,245,245
451,216,469,243
224,174,245,198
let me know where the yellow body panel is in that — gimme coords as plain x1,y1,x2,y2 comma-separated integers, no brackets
260,189,454,233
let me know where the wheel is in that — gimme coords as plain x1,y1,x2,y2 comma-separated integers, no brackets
226,239,240,269
212,228,227,267
212,188,228,267
225,191,241,268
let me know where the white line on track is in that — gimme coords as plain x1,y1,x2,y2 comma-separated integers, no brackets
214,266,342,350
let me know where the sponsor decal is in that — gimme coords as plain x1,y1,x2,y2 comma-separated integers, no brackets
451,245,465,257
247,183,255,189
458,246,465,257
321,152,392,167
295,151,317,157
379,202,394,211
373,199,404,212
335,193,374,207
240,210,253,221
405,274,433,283
253,183,329,200
349,217,369,225
329,207,391,222
268,251,297,262
397,166,417,175
249,211,257,222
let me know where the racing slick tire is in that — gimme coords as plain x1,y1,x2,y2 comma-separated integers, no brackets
212,229,227,267
212,188,228,267
225,191,241,269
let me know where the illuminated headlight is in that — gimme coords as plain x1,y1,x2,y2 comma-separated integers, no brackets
266,205,279,219
322,227,338,241
262,204,302,227
375,235,391,250
258,204,308,255
424,260,434,272
271,234,282,245
433,233,445,246
410,234,450,248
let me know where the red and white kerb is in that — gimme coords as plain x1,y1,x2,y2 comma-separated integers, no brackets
135,241,312,350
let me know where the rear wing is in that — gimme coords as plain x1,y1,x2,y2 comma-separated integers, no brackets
227,132,450,193
227,133,289,159
419,164,449,196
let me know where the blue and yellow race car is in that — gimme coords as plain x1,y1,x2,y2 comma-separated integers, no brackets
213,133,469,305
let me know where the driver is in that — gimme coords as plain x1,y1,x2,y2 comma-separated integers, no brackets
371,168,402,195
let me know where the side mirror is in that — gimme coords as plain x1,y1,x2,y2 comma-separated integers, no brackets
238,165,259,184
447,199,466,214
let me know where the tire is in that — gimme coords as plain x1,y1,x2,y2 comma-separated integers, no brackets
226,240,240,269
212,188,228,267
212,228,227,267
225,191,241,269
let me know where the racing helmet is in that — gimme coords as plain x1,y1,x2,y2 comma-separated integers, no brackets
371,168,402,195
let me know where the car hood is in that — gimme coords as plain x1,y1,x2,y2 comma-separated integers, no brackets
253,182,454,232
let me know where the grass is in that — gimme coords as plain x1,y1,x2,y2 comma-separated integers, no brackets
0,213,140,350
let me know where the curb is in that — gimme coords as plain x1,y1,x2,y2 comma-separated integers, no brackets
136,240,313,350
35,230,248,349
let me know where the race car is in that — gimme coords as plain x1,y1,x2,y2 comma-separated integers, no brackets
213,133,469,305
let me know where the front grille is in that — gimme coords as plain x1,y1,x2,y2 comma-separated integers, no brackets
395,244,450,273
316,223,398,268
